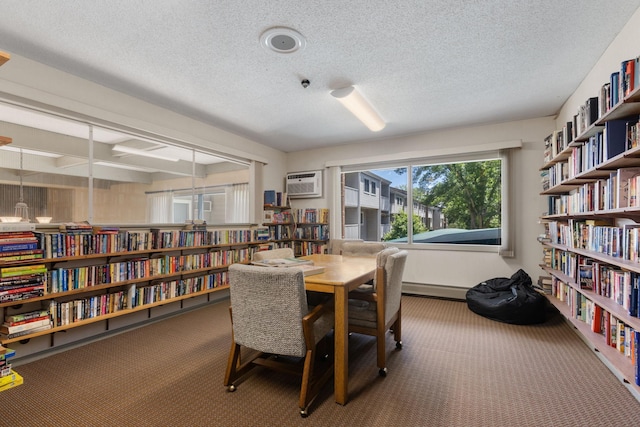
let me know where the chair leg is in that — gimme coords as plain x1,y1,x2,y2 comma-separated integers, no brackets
299,348,315,417
394,308,402,349
224,342,242,390
377,324,387,377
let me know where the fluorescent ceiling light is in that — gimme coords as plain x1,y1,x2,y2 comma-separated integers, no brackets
0,145,62,158
94,161,158,172
112,144,179,162
331,86,386,132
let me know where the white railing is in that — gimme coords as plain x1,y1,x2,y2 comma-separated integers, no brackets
344,224,359,239
345,186,359,207
380,196,390,211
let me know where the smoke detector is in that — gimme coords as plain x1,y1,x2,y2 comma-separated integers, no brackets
260,27,306,54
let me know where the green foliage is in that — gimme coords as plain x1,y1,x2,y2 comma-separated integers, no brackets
383,210,427,241
410,160,501,229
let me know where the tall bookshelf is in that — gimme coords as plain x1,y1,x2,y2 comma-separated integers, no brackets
539,54,640,401
291,208,329,256
262,204,294,250
0,223,262,357
262,190,329,255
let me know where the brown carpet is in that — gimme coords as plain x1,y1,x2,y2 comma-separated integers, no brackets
1,295,640,427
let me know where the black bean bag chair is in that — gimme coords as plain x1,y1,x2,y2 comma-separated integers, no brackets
466,269,547,324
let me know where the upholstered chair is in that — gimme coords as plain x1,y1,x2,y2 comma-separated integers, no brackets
224,264,334,417
347,249,408,376
252,247,295,261
340,241,387,257
327,238,363,255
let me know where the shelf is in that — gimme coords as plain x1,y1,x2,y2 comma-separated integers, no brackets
0,285,229,345
546,295,640,396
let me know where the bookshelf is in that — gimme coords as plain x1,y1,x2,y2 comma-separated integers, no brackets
262,204,294,250
540,55,640,401
0,223,263,355
263,191,330,255
291,208,329,256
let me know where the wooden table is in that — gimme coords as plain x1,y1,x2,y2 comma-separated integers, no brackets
301,254,376,405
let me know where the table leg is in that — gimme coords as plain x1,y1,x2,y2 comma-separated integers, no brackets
334,285,348,405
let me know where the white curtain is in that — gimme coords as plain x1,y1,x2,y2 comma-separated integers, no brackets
225,184,249,223
146,192,173,223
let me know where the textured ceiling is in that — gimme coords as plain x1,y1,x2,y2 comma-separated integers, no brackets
0,1,639,153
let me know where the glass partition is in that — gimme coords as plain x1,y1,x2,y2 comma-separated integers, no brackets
0,103,250,225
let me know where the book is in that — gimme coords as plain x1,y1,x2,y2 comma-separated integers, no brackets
297,264,325,276
578,264,594,290
0,264,47,278
251,257,314,267
1,322,52,339
1,317,51,335
0,241,39,253
0,369,21,387
4,315,50,327
264,190,276,206
0,370,23,392
0,223,35,232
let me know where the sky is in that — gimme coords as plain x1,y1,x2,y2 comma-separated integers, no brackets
370,168,408,188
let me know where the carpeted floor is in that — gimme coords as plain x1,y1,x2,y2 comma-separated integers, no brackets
1,295,640,427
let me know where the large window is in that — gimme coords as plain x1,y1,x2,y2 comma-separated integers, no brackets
340,154,506,248
0,102,251,225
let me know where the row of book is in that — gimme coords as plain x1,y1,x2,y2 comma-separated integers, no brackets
293,241,328,257
546,247,640,318
46,248,249,294
551,278,640,385
292,208,329,224
293,225,329,241
565,118,639,178
544,116,639,192
0,345,21,392
262,209,293,224
46,272,227,327
544,54,638,167
546,218,640,263
5,226,263,260
599,56,639,117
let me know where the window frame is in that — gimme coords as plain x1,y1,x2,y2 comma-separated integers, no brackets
327,141,519,256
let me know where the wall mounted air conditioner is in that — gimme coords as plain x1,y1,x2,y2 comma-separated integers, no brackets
286,170,323,198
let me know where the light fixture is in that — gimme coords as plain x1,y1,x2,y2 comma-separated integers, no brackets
331,86,386,132
112,144,179,162
14,148,29,222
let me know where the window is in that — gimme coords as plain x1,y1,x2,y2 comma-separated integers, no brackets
339,156,505,248
0,102,252,225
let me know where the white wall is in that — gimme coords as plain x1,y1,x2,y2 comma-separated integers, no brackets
287,117,555,295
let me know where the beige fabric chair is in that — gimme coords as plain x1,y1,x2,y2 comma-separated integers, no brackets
252,246,329,305
224,264,334,417
341,241,389,292
252,247,295,261
328,238,363,255
341,241,387,257
348,249,408,376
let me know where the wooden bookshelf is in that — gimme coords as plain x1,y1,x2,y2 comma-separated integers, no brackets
0,225,262,350
540,55,640,401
